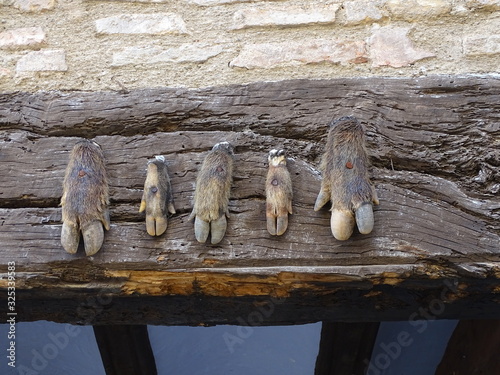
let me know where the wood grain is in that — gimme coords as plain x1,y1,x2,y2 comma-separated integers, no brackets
0,76,499,324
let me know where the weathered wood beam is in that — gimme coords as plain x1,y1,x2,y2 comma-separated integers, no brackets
435,320,500,374
0,76,499,324
314,322,380,375
93,325,157,375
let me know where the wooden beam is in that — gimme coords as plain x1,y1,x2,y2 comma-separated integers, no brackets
315,322,380,375
93,325,157,375
435,320,500,374
0,76,499,324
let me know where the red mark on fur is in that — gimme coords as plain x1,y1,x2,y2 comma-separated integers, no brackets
78,170,86,177
346,162,353,169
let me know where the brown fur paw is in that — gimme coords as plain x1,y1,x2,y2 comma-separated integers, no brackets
140,156,175,237
266,149,293,236
191,142,234,244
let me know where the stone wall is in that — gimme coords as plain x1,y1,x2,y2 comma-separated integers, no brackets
1,0,500,92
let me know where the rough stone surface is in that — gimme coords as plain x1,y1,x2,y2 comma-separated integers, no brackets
16,49,68,72
231,3,340,29
466,0,500,8
463,35,500,56
112,44,224,66
187,0,257,5
230,39,367,69
385,0,452,19
343,1,385,24
8,0,55,11
1,0,500,91
369,26,436,67
95,14,189,35
0,27,45,50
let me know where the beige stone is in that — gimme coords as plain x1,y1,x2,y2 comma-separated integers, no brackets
0,27,45,50
16,49,68,72
95,14,188,35
10,0,56,12
369,26,435,67
463,35,500,55
344,1,385,24
385,0,452,19
0,68,13,80
229,39,367,69
232,3,340,29
112,44,224,66
187,0,255,5
466,0,500,8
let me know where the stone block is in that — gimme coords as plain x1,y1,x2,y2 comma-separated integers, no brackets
466,0,500,9
232,3,340,29
95,14,188,35
9,0,56,12
0,27,46,50
384,0,452,19
16,49,68,72
344,1,385,24
229,39,367,69
112,44,223,66
369,26,435,67
463,35,500,55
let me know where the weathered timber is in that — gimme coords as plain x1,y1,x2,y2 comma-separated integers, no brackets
0,76,499,325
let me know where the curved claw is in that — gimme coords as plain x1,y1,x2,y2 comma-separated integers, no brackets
210,215,227,244
82,221,104,256
355,203,374,235
330,209,355,241
314,188,330,211
276,215,288,236
61,221,80,254
194,216,210,243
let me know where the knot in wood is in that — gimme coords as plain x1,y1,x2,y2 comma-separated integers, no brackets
271,178,279,186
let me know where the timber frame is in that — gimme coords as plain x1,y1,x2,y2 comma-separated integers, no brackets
0,75,499,326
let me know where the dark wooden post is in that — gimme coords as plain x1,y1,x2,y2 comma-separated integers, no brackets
435,320,500,374
93,325,158,375
315,322,380,375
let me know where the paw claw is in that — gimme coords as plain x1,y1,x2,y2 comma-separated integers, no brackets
267,215,277,236
355,203,374,234
82,221,104,256
210,215,227,244
276,215,288,236
61,222,80,254
330,209,355,241
155,217,168,236
194,216,210,243
314,189,330,211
